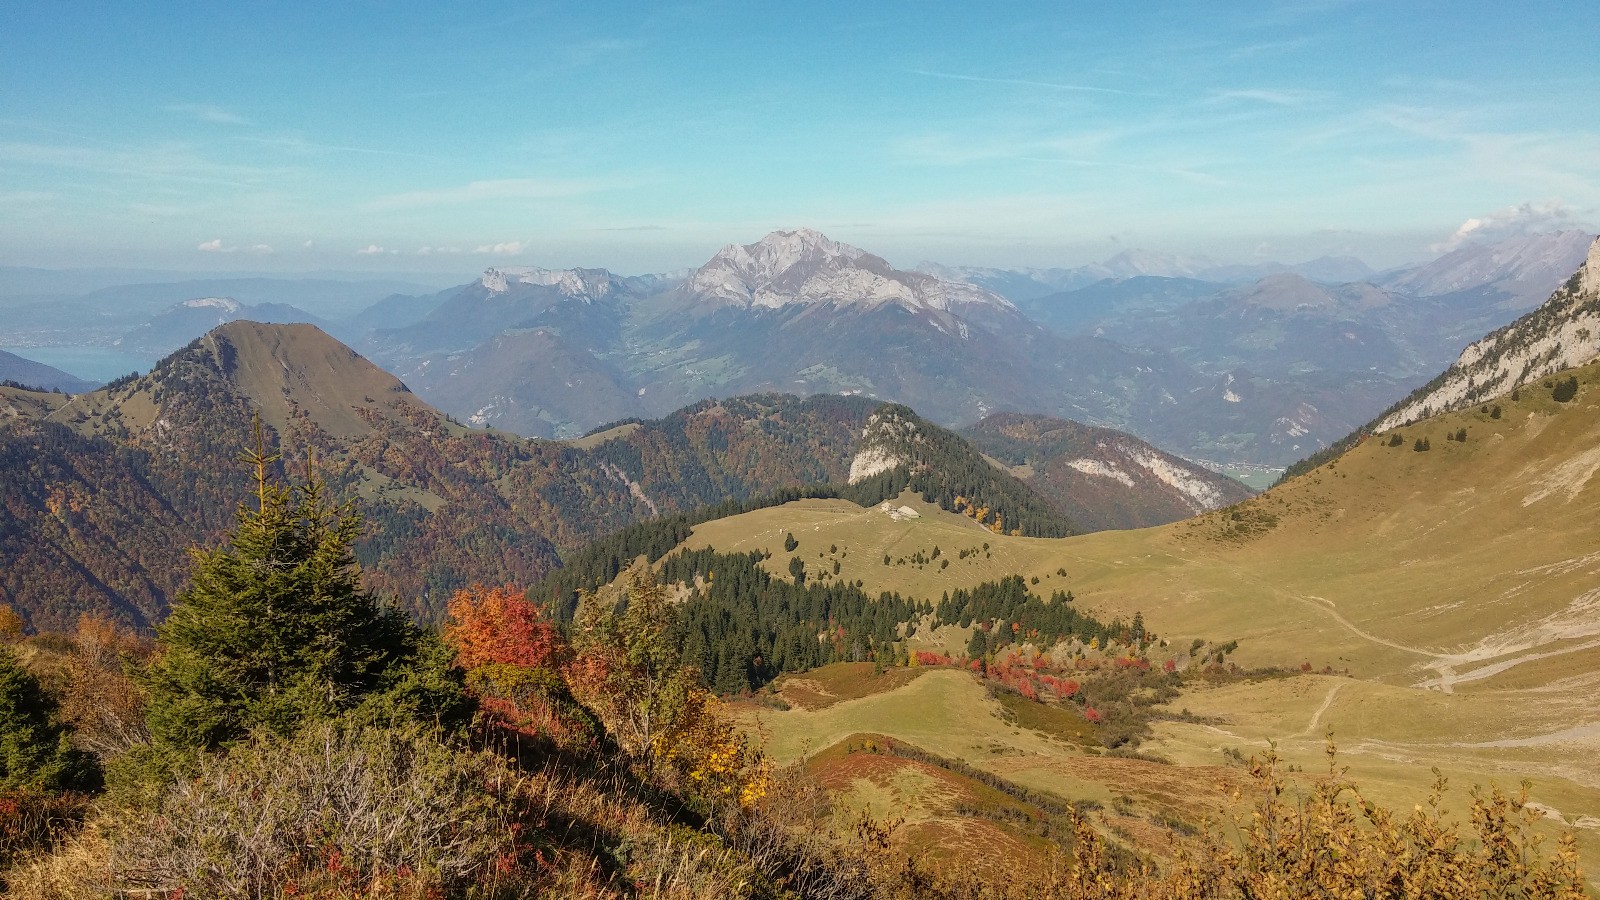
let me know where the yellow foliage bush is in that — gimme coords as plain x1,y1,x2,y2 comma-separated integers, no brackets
860,744,1589,900
654,685,770,809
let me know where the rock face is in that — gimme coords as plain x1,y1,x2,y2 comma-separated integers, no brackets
1376,237,1600,432
847,407,922,484
961,412,1253,531
1380,230,1596,309
479,266,627,301
678,228,1017,318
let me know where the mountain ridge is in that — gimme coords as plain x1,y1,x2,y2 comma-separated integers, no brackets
1373,236,1600,432
3,320,1160,630
0,349,97,393
960,412,1254,530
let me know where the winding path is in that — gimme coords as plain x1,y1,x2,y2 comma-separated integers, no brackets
1300,681,1347,737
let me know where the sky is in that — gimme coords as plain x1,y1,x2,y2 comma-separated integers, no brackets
1,1,1596,275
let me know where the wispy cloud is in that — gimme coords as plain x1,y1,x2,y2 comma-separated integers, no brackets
0,190,55,205
417,245,463,255
197,238,273,254
356,244,394,255
905,69,1157,97
1229,37,1315,58
1207,88,1329,106
473,241,528,255
239,136,435,159
369,177,629,211
0,139,289,190
165,103,251,125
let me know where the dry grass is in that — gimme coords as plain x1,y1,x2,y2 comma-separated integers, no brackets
699,363,1600,883
774,662,930,711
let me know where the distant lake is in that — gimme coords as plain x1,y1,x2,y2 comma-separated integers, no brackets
0,345,158,383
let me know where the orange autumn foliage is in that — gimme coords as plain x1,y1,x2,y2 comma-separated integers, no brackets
442,584,596,749
443,584,566,671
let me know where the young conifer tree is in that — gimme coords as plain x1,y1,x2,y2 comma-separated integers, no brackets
143,421,410,751
0,646,100,791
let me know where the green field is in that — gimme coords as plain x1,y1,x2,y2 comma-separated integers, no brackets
707,363,1600,881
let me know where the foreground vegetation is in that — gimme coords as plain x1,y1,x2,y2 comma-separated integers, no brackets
0,447,1589,897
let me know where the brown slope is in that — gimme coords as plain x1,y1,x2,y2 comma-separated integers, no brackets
0,324,886,628
962,412,1253,530
53,320,439,441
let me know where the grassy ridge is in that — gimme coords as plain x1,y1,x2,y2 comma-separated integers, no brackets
700,363,1600,881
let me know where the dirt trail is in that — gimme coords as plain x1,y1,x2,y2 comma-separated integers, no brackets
1300,681,1346,737
1296,595,1442,660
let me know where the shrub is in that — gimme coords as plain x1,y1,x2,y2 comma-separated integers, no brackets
1553,376,1579,403
0,790,91,889
108,722,516,899
54,617,150,763
0,648,99,793
444,584,599,752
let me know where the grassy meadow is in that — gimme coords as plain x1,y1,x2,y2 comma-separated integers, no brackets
705,361,1600,881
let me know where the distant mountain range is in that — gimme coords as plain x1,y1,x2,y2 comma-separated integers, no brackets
115,297,327,355
917,251,1376,300
961,412,1253,531
0,275,448,348
4,228,1592,469
365,229,1155,442
0,349,97,393
343,228,1588,466
1377,230,1595,310
0,319,1235,631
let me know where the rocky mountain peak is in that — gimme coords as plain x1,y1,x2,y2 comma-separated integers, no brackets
1382,230,1595,304
848,406,923,483
680,228,1016,316
1581,233,1600,295
1374,235,1600,432
480,266,624,302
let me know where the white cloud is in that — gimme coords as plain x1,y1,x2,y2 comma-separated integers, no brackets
418,246,463,255
197,238,271,254
473,241,528,256
356,244,393,255
1434,201,1579,252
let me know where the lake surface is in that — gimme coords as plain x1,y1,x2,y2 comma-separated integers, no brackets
0,345,158,383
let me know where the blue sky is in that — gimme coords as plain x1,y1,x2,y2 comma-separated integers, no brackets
1,1,1595,274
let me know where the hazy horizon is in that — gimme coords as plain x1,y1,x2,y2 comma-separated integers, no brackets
3,3,1597,274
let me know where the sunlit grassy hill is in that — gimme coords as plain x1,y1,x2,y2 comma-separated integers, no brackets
689,361,1600,878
